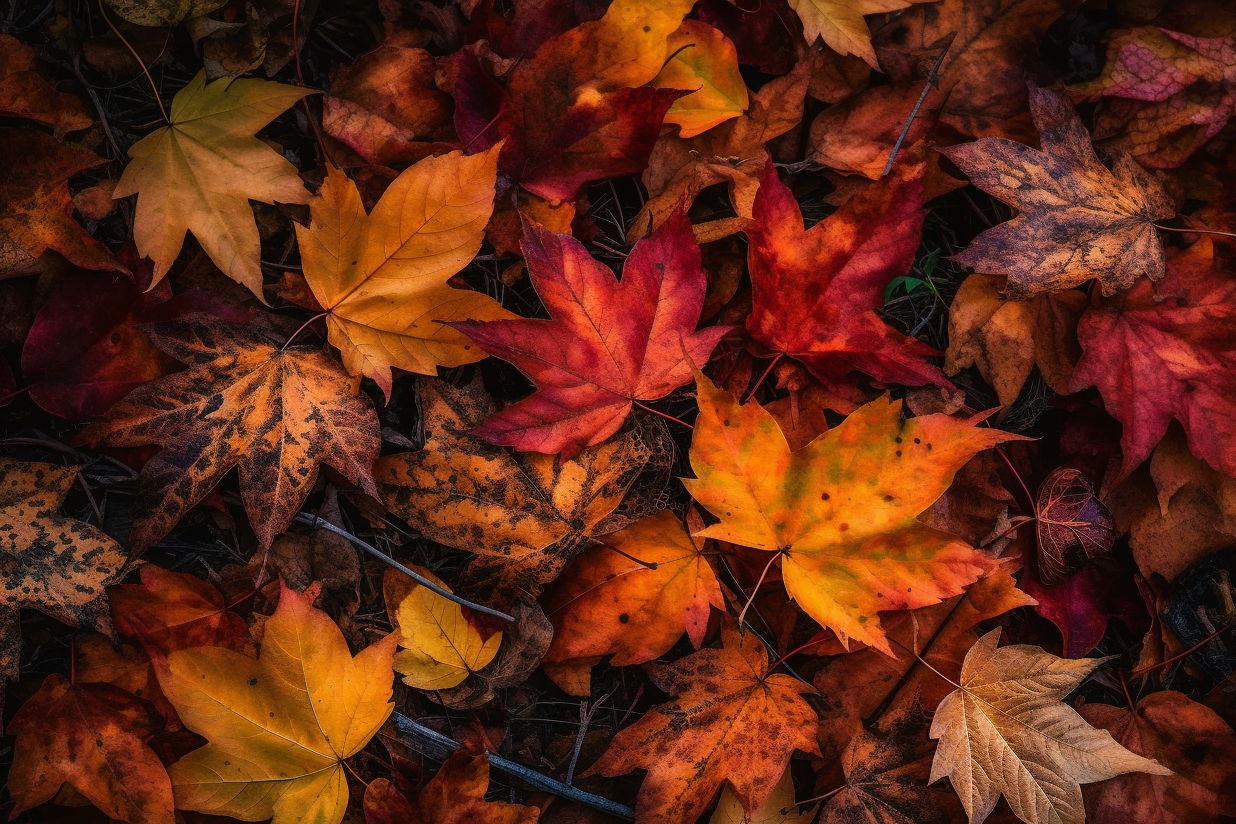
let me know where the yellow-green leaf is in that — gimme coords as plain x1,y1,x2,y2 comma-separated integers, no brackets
652,21,749,138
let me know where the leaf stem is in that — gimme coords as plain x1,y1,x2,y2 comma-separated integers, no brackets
1129,619,1236,678
1154,223,1236,240
281,312,329,351
738,550,782,629
633,400,693,429
993,445,1035,514
97,0,168,124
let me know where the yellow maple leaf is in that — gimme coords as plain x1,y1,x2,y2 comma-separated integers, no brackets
159,583,397,824
114,71,312,296
929,629,1171,824
650,21,749,138
788,0,935,68
296,147,513,396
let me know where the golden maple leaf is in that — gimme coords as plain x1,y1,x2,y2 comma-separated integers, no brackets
296,147,514,396
159,583,397,824
684,373,1023,653
788,0,935,68
76,315,380,550
929,629,1171,824
115,71,312,296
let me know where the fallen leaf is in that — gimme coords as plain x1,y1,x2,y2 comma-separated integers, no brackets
745,150,949,391
418,751,541,824
940,83,1175,297
296,147,513,396
76,315,380,550
710,766,815,824
452,209,728,456
0,129,122,276
651,21,748,138
807,81,943,180
685,372,1019,652
0,34,93,134
1032,468,1115,585
8,674,174,824
541,509,724,693
434,600,553,709
945,275,1085,410
788,0,933,69
384,566,503,691
1019,558,1148,659
1070,236,1236,480
929,628,1171,824
159,582,397,824
109,564,250,658
378,377,673,598
0,459,128,716
103,0,227,27
115,70,312,295
1080,691,1236,824
587,628,820,824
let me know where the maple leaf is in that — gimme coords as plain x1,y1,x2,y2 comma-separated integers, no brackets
378,377,673,599
944,274,1085,411
788,0,933,68
745,151,949,391
453,210,728,456
0,34,93,135
365,751,541,824
650,21,749,138
0,128,122,276
1079,691,1236,824
0,458,128,710
115,70,312,295
940,83,1174,297
541,509,724,694
710,766,815,824
1073,26,1236,168
76,315,380,550
587,628,820,824
109,564,250,657
685,372,1019,653
159,582,397,824
384,566,503,691
296,147,513,396
8,674,174,824
871,0,1079,141
1070,237,1236,480
929,628,1171,824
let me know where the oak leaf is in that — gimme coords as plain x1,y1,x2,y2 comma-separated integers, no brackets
788,0,933,68
587,628,820,824
745,151,949,391
929,629,1171,824
541,509,724,694
159,582,397,824
383,567,503,691
650,21,748,138
115,71,312,295
8,674,174,824
0,34,93,134
940,83,1174,297
0,458,128,706
1079,691,1236,824
76,315,380,550
378,378,673,599
453,210,728,456
0,128,122,276
945,274,1085,411
296,147,513,396
1070,236,1236,480
685,372,1019,653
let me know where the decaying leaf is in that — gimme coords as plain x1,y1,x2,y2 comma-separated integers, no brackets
941,83,1174,297
929,629,1171,824
115,71,311,294
588,628,820,824
1032,468,1114,585
409,751,540,824
297,147,513,396
378,377,672,600
453,210,728,456
685,373,1020,653
7,675,174,824
76,315,380,550
159,583,397,824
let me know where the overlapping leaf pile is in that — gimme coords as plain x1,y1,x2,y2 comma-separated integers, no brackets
1,1,1235,824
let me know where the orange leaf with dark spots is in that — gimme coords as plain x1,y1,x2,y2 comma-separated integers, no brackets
587,627,819,824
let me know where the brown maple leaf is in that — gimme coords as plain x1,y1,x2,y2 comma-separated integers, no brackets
0,34,93,135
587,628,820,824
940,83,1175,297
76,315,380,550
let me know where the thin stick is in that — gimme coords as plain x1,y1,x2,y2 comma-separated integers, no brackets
881,38,952,177
566,689,614,785
97,0,168,123
1155,223,1236,240
292,513,513,622
393,712,635,819
744,352,783,402
1129,619,1236,678
633,400,693,429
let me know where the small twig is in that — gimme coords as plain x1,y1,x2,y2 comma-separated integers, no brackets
881,36,952,177
1154,223,1236,240
292,513,513,622
633,400,693,429
281,312,328,351
97,0,168,123
566,689,615,785
744,352,783,402
393,713,635,819
1129,619,1236,678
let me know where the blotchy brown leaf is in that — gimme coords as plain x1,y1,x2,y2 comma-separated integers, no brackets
76,315,380,550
